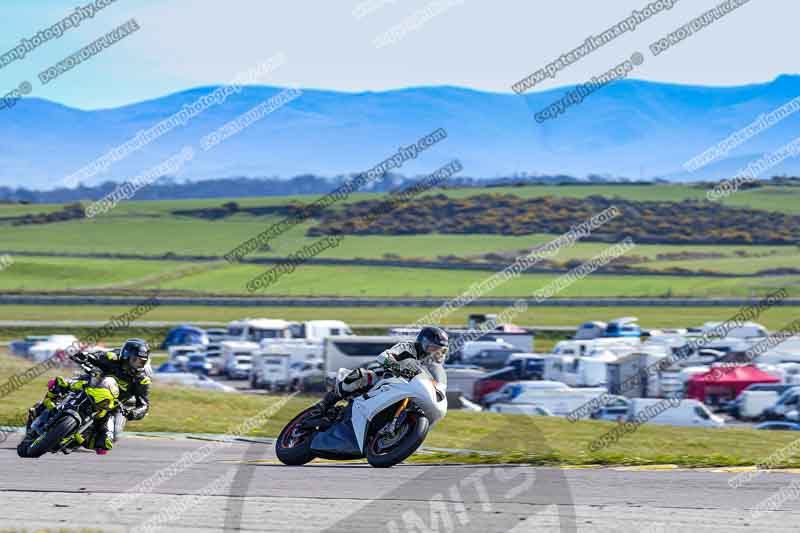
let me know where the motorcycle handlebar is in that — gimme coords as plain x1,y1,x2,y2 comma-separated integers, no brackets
384,362,422,381
68,351,101,375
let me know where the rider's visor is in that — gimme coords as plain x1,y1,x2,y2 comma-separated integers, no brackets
424,343,446,354
425,344,448,363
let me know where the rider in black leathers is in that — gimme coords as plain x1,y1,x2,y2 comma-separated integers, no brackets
32,338,152,454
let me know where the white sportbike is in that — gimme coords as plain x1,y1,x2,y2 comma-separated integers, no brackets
276,360,447,468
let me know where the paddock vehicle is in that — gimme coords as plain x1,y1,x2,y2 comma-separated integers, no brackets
17,353,125,458
629,398,725,428
489,388,609,418
276,359,446,468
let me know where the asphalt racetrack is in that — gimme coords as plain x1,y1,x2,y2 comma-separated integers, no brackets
2,434,799,532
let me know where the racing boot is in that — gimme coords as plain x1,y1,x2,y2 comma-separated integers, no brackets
318,390,340,414
308,390,341,429
88,418,113,455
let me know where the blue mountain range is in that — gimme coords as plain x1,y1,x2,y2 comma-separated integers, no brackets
3,75,800,189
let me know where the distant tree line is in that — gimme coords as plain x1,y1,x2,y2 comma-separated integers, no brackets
0,173,655,204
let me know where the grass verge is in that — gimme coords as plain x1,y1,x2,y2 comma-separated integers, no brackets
1,354,797,468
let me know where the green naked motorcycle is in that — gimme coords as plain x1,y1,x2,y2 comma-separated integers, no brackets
17,353,124,458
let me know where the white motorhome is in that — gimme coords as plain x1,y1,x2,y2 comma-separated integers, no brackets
291,320,354,342
226,318,294,343
543,350,618,388
323,335,404,376
552,338,639,359
252,340,324,389
629,398,724,428
221,340,258,379
221,319,297,378
252,352,292,390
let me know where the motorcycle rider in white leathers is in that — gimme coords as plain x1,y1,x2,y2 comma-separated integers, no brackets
319,326,449,411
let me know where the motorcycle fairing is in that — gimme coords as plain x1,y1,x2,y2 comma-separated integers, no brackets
310,403,362,459
351,375,444,453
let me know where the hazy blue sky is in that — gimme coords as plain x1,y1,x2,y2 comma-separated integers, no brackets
0,0,796,109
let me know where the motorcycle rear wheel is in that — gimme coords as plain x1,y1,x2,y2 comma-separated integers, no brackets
276,407,318,466
26,416,78,458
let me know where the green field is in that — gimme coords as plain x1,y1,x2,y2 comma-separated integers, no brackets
2,184,800,297
0,257,190,291
4,219,799,275
1,256,797,297
152,263,799,298
0,304,797,331
2,353,799,468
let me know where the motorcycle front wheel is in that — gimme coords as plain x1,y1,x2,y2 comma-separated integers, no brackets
26,416,78,458
366,412,430,468
275,407,318,466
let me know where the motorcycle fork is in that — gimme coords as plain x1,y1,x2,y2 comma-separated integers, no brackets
387,399,410,434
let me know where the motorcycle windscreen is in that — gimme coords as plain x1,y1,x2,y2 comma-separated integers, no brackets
310,404,362,459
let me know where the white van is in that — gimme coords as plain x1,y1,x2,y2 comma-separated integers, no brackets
323,335,403,376
735,390,779,420
483,380,569,407
629,398,724,428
